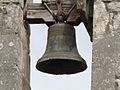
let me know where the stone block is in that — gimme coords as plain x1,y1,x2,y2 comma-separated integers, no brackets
107,2,120,12
0,1,30,90
92,0,120,90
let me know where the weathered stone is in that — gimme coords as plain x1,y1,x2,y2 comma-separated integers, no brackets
93,0,109,39
107,2,120,12
0,0,31,90
0,0,24,7
92,0,120,90
113,12,120,34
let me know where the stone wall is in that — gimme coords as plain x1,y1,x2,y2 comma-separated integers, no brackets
92,0,120,90
0,0,31,90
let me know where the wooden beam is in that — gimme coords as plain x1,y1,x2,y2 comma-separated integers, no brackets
25,0,94,41
26,3,82,26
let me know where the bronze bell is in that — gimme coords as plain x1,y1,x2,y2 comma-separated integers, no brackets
36,23,87,75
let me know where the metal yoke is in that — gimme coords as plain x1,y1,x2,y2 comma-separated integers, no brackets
25,0,94,41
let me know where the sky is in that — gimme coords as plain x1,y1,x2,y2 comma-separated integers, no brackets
30,0,92,90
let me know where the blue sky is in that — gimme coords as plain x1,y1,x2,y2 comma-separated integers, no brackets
30,0,92,90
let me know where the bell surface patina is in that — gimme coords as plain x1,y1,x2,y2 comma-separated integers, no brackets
36,23,87,75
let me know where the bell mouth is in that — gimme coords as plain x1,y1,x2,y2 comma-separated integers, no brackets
36,59,87,75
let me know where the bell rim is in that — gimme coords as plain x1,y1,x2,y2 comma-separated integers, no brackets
36,58,87,75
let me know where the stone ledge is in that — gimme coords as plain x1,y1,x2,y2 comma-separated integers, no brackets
0,0,24,8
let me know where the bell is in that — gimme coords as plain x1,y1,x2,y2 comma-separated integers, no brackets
36,23,87,75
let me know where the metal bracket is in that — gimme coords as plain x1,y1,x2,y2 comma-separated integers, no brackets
25,0,94,41
26,0,80,26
